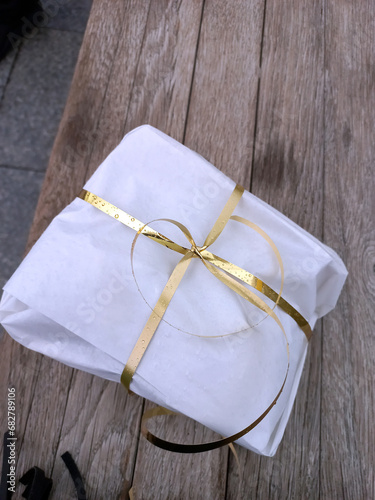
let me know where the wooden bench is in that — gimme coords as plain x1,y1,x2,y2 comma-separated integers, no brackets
1,1,373,498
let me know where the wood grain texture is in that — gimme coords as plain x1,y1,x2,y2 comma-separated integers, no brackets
0,2,127,479
1,0,373,498
322,1,375,499
0,3,136,500
184,0,265,186
87,0,205,175
61,1,211,498
132,3,265,497
226,1,324,498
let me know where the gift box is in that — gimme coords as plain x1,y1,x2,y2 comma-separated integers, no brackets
0,125,347,456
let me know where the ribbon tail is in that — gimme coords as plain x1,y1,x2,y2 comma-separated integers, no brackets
140,362,289,453
121,252,194,391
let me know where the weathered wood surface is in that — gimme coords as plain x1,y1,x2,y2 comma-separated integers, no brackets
0,0,374,498
322,2,375,499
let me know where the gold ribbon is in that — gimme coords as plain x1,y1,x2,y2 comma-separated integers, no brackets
78,185,311,452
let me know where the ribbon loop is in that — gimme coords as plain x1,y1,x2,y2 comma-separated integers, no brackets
78,184,312,453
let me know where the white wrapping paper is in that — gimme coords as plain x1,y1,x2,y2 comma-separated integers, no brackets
0,125,347,456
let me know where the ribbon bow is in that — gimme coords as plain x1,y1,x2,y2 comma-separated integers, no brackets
78,184,311,453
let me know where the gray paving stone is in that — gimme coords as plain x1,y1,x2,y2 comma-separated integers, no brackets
0,49,18,103
40,0,93,33
0,166,44,290
0,28,84,171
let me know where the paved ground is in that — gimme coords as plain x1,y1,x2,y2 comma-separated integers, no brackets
0,0,92,290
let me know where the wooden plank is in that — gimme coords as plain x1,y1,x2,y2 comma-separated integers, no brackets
184,0,265,186
226,1,324,498
51,374,141,499
0,3,131,500
125,0,268,498
114,1,240,498
322,2,375,498
28,1,205,498
132,403,228,500
129,1,265,498
87,0,206,176
43,3,153,498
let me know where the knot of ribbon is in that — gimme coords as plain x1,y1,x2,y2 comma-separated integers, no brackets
78,184,311,453
190,242,207,259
